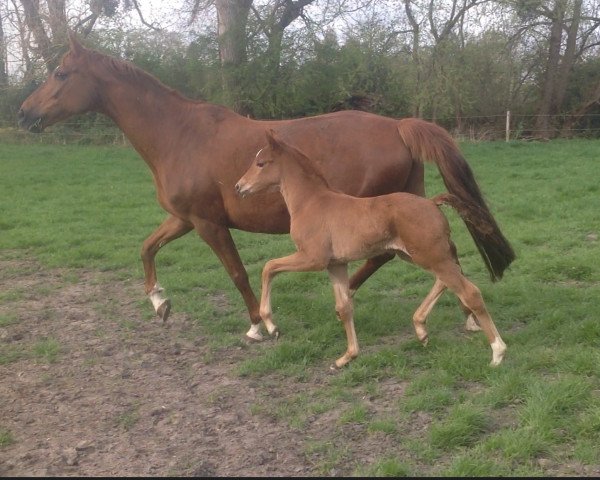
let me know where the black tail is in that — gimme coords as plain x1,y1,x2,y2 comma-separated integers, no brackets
398,118,515,281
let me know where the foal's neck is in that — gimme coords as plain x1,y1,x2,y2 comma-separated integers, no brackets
279,154,330,213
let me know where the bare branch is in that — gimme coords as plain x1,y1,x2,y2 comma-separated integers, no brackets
130,0,161,31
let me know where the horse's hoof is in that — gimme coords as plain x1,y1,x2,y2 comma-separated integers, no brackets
329,363,341,373
244,334,263,344
420,335,429,347
157,299,171,323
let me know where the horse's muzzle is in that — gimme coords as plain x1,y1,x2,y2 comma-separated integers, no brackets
17,108,43,133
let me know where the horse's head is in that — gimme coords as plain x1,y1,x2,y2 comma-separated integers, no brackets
18,32,99,132
235,129,286,198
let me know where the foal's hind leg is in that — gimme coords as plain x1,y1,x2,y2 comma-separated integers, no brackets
141,215,193,321
412,279,446,346
348,252,395,296
445,239,482,332
328,264,359,369
437,263,506,366
463,304,482,332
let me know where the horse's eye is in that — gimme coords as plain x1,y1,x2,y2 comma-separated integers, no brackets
54,69,67,80
256,162,265,168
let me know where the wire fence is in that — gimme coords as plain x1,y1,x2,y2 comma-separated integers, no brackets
2,112,600,145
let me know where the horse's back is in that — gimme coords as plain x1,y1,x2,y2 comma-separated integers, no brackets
259,111,422,197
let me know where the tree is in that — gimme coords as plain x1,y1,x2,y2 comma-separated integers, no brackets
0,6,7,87
215,0,252,113
509,0,600,138
402,0,493,121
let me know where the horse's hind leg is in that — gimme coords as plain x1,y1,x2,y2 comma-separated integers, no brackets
142,215,193,322
328,264,359,369
348,252,395,296
412,279,446,346
437,264,506,366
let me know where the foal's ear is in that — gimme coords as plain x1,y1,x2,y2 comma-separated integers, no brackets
266,129,283,151
68,30,85,56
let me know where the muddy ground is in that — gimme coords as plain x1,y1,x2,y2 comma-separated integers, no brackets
0,255,412,477
3,255,598,477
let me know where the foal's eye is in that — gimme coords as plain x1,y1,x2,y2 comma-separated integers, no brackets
256,162,265,168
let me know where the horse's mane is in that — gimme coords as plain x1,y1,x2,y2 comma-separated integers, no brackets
87,49,203,104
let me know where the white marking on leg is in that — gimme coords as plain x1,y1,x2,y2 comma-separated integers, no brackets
263,318,278,335
490,337,507,366
465,313,482,332
246,323,263,341
149,283,167,312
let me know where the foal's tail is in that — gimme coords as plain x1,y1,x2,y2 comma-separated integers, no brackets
397,118,515,281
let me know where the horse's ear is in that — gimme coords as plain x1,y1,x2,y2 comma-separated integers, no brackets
266,129,283,151
68,30,84,56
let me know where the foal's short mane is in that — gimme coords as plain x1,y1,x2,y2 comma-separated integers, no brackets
277,139,332,189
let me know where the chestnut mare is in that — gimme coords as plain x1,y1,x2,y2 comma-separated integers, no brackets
18,33,515,341
236,130,508,368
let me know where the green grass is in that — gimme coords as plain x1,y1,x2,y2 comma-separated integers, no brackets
0,428,15,447
1,139,599,475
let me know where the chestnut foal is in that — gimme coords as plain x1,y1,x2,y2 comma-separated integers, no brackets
236,130,507,369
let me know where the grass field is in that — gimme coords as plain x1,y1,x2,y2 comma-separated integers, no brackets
1,139,599,475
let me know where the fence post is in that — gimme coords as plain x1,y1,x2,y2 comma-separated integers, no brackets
506,110,511,142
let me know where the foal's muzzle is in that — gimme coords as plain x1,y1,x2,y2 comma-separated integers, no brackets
235,182,248,198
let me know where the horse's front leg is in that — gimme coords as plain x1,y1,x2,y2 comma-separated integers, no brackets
260,252,328,342
142,215,193,321
192,219,267,341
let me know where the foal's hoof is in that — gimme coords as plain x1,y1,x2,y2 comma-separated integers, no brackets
269,327,281,340
420,335,429,347
157,299,171,323
465,314,482,332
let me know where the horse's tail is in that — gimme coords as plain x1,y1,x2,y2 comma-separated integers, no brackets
397,118,515,281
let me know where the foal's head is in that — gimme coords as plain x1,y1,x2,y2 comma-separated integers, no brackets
18,32,100,132
235,129,289,198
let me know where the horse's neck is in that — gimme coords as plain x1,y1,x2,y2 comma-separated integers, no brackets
97,75,238,163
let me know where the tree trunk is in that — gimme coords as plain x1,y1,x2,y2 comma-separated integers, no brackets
404,0,422,118
20,0,68,72
560,80,600,138
216,0,252,115
534,0,565,139
553,0,582,117
0,8,7,87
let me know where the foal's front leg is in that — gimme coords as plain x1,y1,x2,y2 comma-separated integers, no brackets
259,252,327,341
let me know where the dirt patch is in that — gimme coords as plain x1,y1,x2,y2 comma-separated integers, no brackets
0,254,409,476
